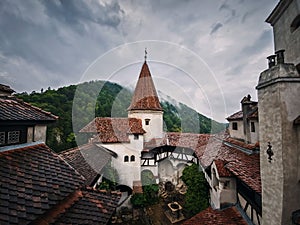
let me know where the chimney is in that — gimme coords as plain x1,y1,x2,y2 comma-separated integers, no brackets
275,49,285,64
267,55,276,68
0,84,15,96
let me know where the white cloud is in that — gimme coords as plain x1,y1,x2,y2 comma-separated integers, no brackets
0,0,279,122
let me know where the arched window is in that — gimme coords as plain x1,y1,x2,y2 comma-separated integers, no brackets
291,14,300,32
130,155,135,162
124,155,129,162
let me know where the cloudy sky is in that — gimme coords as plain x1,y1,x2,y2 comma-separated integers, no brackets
0,0,278,122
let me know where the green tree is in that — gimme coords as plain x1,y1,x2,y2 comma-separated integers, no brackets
181,164,209,217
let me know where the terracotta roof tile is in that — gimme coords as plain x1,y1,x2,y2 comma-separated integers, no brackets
214,160,232,177
182,206,248,225
59,143,113,186
144,133,211,150
128,62,162,111
49,188,121,225
0,142,121,225
80,117,145,143
195,138,261,193
226,110,243,121
0,142,84,224
0,96,58,122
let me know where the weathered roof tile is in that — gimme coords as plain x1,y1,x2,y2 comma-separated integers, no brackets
128,62,162,111
80,117,145,143
0,96,58,122
182,206,248,225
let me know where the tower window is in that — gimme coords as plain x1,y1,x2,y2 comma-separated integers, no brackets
232,122,238,130
134,134,139,140
251,122,255,132
124,155,129,162
130,155,135,162
145,119,150,125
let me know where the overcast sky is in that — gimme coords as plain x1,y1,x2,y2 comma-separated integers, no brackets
0,0,278,122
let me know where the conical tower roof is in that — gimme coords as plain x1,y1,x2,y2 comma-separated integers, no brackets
128,61,162,111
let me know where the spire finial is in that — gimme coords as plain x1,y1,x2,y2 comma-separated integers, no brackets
144,48,147,62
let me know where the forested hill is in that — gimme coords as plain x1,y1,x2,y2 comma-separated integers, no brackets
16,80,226,152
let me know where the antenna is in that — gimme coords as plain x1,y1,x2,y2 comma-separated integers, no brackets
144,48,147,61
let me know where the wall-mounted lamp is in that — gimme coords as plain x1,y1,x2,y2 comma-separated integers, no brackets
266,142,274,163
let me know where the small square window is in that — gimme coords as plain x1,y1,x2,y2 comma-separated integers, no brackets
145,119,150,125
134,134,139,140
7,131,20,144
232,122,238,130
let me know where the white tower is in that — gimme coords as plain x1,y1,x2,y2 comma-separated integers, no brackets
128,60,163,142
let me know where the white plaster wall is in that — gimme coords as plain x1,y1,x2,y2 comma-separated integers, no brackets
250,120,259,144
219,177,237,206
228,121,244,140
128,110,163,142
100,135,144,188
34,125,47,142
27,127,34,143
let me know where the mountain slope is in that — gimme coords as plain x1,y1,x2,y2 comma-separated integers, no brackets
16,80,225,152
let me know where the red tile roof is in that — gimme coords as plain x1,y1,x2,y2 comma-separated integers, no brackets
214,159,232,177
226,110,243,120
226,104,258,121
43,187,121,225
195,138,261,194
0,142,84,224
80,117,145,143
0,142,120,225
0,96,58,122
182,206,248,225
145,132,261,194
144,132,211,150
128,62,163,111
59,143,113,186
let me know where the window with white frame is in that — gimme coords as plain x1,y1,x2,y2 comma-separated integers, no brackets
0,132,5,145
7,131,20,144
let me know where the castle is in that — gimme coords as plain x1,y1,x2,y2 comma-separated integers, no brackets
79,0,300,224
0,0,299,224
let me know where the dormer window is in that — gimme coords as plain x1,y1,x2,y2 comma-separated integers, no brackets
145,119,150,125
134,134,139,140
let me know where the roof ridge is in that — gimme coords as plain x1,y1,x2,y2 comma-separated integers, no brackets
0,141,45,153
31,189,83,224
